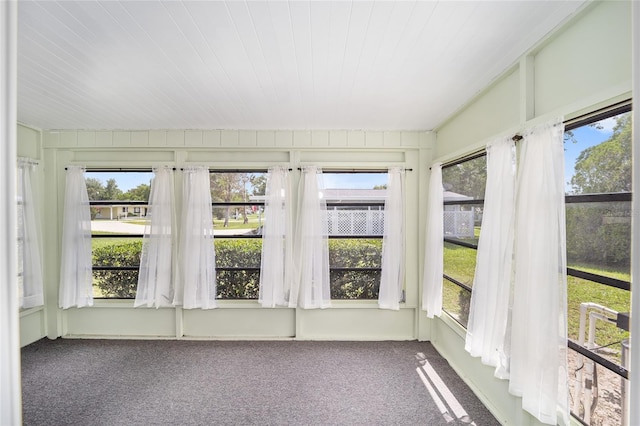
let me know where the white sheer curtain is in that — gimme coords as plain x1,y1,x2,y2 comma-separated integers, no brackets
17,159,44,309
292,166,330,309
175,166,216,309
464,137,515,379
259,166,293,308
422,163,443,317
509,119,569,426
135,166,175,308
59,166,93,309
378,167,405,310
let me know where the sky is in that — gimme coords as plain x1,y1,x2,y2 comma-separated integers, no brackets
85,171,153,192
87,171,389,193
322,172,387,189
563,116,616,193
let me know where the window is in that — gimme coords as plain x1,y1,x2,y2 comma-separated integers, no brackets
84,168,399,303
16,159,44,309
564,105,631,426
210,171,266,299
439,104,633,425
440,154,487,326
87,171,152,299
323,171,388,300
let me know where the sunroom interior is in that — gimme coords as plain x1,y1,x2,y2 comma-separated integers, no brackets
3,1,639,425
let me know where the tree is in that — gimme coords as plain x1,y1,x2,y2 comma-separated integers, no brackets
85,177,105,201
210,173,245,227
250,174,267,196
102,178,123,200
122,183,151,202
442,156,487,199
570,112,632,194
566,112,632,267
85,177,105,219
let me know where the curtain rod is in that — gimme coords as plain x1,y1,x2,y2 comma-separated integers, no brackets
440,150,486,170
18,157,39,166
206,168,291,173
565,100,631,131
438,133,521,171
179,168,292,172
297,168,412,172
436,135,520,171
64,167,174,172
436,101,631,170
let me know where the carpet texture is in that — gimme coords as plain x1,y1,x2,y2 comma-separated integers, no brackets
21,339,499,425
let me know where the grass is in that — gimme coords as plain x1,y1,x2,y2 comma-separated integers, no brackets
443,242,476,286
125,220,148,226
91,232,141,250
442,244,631,361
213,214,263,230
567,269,630,350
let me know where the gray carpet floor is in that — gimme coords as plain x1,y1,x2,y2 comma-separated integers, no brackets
21,339,499,426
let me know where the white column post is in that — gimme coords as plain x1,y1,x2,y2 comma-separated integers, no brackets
629,3,639,426
0,1,21,424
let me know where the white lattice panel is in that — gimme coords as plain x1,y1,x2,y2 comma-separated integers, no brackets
327,209,385,236
444,211,474,238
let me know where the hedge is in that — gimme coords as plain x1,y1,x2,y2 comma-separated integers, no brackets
92,238,383,300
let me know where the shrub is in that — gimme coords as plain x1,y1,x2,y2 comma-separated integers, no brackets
93,240,142,298
92,238,384,300
329,239,382,299
215,239,262,299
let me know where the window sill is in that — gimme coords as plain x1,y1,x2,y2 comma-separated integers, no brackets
82,299,411,310
20,305,45,317
437,311,468,340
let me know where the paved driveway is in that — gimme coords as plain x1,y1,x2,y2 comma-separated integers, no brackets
91,220,147,234
91,220,254,236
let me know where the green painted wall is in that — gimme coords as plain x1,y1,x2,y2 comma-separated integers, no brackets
30,129,435,342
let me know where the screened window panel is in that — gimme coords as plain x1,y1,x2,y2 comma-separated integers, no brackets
568,349,629,426
443,242,477,288
210,172,266,203
565,111,631,196
442,155,487,200
442,278,471,328
567,277,630,358
566,201,631,278
86,171,151,299
329,238,382,300
322,171,388,301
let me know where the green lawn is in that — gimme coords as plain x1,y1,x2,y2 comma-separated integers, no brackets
213,214,263,230
91,233,141,250
567,266,630,351
125,220,148,226
442,244,631,359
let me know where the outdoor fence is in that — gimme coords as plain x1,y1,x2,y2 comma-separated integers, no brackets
327,208,384,236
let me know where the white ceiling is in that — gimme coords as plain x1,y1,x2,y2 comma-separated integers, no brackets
17,1,586,131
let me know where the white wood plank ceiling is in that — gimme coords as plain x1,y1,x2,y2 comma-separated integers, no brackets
17,1,586,131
